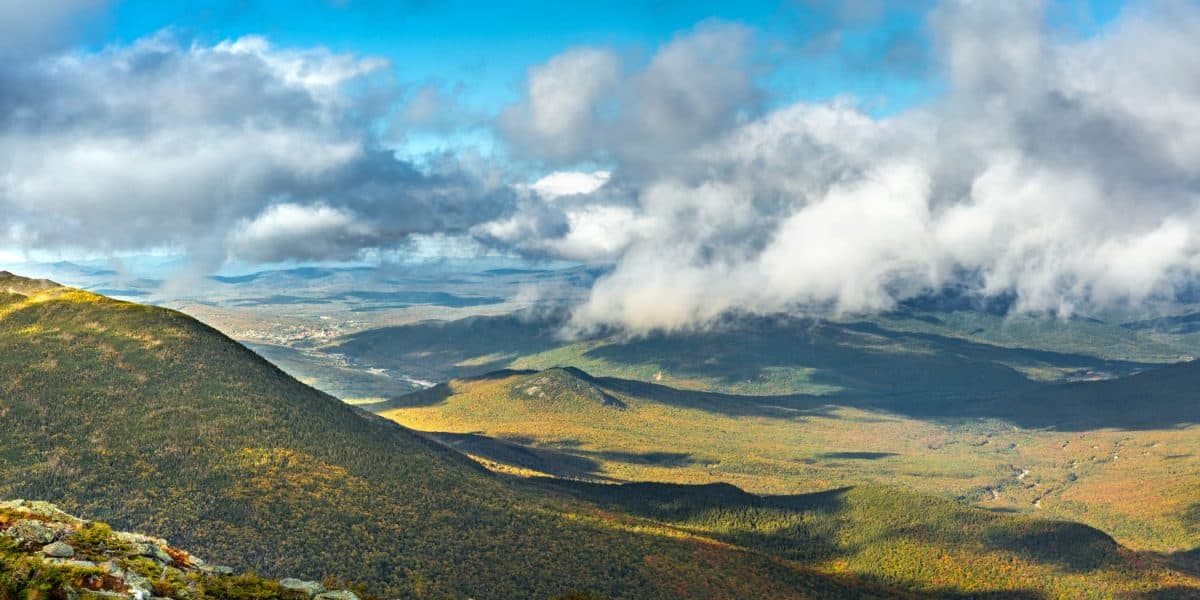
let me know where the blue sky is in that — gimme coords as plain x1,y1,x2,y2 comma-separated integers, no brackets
95,0,1125,124
104,1,782,114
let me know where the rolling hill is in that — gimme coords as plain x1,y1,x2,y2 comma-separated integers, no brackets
3,272,1199,598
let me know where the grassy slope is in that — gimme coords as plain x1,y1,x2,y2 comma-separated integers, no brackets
378,367,1200,556
0,278,885,599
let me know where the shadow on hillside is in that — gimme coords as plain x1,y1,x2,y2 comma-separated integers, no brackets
546,480,850,522
359,311,1198,430
1145,547,1200,579
362,382,454,411
570,449,697,467
984,360,1200,430
595,360,1200,431
581,371,846,419
419,431,704,481
979,521,1123,572
537,479,1160,587
582,315,1148,400
325,314,573,381
814,451,900,460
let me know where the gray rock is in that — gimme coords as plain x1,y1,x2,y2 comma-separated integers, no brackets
124,570,153,600
44,558,98,569
213,566,234,576
100,560,124,577
115,532,168,547
43,541,75,558
8,519,56,545
314,591,360,600
131,542,173,564
280,578,325,599
0,500,84,526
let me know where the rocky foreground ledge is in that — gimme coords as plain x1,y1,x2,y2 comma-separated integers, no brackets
0,500,362,600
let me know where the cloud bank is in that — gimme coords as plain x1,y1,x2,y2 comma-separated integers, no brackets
4,1,1200,332
0,25,512,269
487,1,1200,331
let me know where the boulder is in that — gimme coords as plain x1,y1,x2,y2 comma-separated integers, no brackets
8,519,57,545
115,531,163,545
280,578,325,599
131,542,173,564
124,570,153,600
314,591,360,600
100,560,123,577
43,541,75,558
0,500,85,526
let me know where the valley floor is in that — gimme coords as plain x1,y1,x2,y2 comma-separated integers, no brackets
376,369,1200,555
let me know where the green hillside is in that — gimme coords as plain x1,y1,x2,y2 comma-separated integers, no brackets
0,274,880,599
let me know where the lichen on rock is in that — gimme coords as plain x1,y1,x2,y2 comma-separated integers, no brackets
1,499,367,600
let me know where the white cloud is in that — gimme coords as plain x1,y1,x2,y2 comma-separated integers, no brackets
498,48,620,162
498,21,759,166
0,31,512,268
227,203,376,263
488,1,1200,331
530,171,611,200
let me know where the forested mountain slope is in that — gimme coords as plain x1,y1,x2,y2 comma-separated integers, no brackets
0,274,872,599
3,274,1197,598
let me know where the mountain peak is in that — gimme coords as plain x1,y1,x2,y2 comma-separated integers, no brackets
512,367,628,409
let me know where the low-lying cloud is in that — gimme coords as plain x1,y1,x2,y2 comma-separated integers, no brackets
486,1,1200,331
